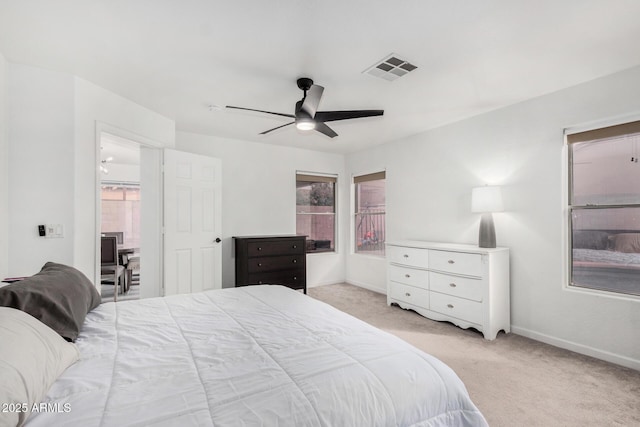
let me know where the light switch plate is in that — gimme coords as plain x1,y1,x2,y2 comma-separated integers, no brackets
45,224,64,238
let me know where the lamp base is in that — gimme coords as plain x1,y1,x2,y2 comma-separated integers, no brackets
478,213,496,248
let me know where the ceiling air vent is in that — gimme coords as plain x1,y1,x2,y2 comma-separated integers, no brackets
364,53,418,81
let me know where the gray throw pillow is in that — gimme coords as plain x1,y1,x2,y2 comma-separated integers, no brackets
0,262,101,342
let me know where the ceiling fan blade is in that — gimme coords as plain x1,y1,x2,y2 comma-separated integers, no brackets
314,110,384,123
300,84,324,118
226,105,295,119
260,122,295,135
314,122,338,138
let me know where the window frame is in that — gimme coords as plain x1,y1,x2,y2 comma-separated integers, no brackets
353,171,386,257
565,119,640,298
295,172,338,254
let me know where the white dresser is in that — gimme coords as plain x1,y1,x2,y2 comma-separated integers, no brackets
386,241,510,340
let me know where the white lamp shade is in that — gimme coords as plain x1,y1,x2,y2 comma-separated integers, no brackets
471,186,504,213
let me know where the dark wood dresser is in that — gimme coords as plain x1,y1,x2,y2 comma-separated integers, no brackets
233,235,307,293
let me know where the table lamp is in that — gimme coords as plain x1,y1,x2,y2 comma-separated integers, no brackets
471,185,504,248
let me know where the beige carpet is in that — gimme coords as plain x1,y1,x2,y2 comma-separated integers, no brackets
308,283,640,427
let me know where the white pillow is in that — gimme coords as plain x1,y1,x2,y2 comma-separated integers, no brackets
0,307,79,427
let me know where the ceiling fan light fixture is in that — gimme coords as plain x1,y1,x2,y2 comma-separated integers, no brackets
296,118,316,131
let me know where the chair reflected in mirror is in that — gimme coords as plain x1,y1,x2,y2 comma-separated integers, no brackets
102,231,124,245
101,236,126,302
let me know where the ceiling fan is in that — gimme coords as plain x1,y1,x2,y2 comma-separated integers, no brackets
226,77,383,138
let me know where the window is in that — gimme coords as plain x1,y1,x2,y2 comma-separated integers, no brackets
296,173,336,253
567,120,640,296
101,183,141,249
354,171,386,256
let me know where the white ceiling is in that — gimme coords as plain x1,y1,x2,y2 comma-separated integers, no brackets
2,0,640,154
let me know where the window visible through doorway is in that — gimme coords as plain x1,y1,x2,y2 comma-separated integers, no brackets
296,173,337,253
354,171,386,256
567,120,640,297
101,183,141,249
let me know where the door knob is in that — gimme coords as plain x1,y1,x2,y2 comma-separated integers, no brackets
215,237,221,243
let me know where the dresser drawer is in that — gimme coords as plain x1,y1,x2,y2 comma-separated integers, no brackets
247,239,305,256
248,255,304,273
429,271,483,302
389,282,429,307
429,250,482,277
388,264,429,290
246,269,305,287
430,292,482,325
387,245,429,268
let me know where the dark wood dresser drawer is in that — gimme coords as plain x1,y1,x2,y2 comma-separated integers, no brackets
245,269,306,289
234,235,307,293
247,240,304,256
248,255,304,273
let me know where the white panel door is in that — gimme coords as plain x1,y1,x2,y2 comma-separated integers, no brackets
163,149,222,295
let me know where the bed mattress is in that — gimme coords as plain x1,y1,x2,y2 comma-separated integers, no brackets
25,285,487,426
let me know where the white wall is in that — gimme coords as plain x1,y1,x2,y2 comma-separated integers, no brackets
7,64,75,275
346,65,640,370
176,131,346,288
4,63,175,280
0,52,7,279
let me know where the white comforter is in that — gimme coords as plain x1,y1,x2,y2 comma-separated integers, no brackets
25,285,487,427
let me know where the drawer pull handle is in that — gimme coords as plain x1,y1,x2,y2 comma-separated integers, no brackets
258,281,263,284
403,254,409,258
405,274,411,278
293,276,297,280
405,292,411,297
449,283,457,288
292,259,297,263
258,263,262,267
257,247,262,251
293,245,297,249
447,304,454,309
448,260,455,264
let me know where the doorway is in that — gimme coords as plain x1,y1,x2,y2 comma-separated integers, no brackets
99,134,142,302
95,130,222,300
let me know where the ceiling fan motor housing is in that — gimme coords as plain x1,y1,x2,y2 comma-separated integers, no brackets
296,77,314,91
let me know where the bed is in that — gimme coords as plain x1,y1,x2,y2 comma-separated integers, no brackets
1,263,487,427
572,230,640,295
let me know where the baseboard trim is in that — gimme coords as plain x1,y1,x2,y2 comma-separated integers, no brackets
511,326,640,371
307,280,345,289
344,280,386,295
